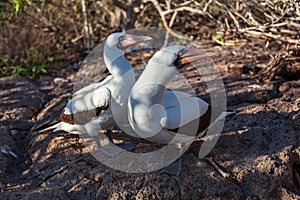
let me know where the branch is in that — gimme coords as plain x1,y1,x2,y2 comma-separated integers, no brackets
81,0,93,50
205,157,230,179
145,0,203,47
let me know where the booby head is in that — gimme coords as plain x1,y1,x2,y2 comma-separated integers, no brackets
105,32,152,53
149,45,213,69
104,32,152,74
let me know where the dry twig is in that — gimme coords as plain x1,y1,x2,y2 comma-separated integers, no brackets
146,0,300,46
81,0,94,50
254,52,285,81
205,157,230,179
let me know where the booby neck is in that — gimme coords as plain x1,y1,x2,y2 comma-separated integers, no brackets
103,43,133,79
135,45,183,87
134,62,177,93
129,62,177,134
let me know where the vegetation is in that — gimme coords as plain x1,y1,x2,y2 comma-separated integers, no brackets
0,0,299,78
0,47,55,78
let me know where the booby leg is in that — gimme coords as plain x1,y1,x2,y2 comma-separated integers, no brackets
93,135,103,150
160,143,188,176
161,158,182,176
106,130,136,151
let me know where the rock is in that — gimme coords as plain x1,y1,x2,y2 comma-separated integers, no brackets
0,126,15,179
278,62,300,80
2,107,34,121
279,80,300,101
292,112,300,130
68,178,98,199
1,62,300,199
1,187,68,199
9,120,34,131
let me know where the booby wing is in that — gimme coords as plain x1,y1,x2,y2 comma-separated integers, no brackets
40,121,83,134
40,87,111,133
73,75,113,96
162,90,193,108
40,32,152,135
40,118,103,137
161,97,209,130
61,87,111,124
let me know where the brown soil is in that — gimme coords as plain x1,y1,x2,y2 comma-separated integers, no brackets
0,39,300,199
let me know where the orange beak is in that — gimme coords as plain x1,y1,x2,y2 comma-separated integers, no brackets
180,48,217,65
120,34,152,48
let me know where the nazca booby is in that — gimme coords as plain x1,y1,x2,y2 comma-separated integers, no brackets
41,32,152,149
41,33,198,142
128,45,233,174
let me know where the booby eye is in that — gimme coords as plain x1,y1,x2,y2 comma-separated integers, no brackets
173,49,186,67
173,54,182,68
116,36,126,50
177,49,186,57
177,50,183,57
118,35,125,42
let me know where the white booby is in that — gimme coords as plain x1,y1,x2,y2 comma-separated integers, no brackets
41,33,201,138
128,45,233,174
41,32,152,149
128,45,213,142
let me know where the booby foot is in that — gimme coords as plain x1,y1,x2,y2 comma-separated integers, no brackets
160,158,182,176
115,143,136,151
106,131,136,151
94,137,102,150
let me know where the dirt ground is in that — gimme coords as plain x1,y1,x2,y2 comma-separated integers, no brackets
0,37,300,199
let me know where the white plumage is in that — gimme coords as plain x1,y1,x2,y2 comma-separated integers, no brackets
127,45,234,175
41,32,152,136
128,45,214,144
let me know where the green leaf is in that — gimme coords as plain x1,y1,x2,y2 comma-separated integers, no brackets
157,21,163,28
12,0,27,13
213,34,224,42
176,38,185,45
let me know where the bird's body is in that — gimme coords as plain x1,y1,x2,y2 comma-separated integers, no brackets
127,45,234,175
42,33,206,140
128,45,214,144
41,33,150,136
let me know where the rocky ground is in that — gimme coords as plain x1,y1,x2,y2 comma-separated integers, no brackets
0,39,300,199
